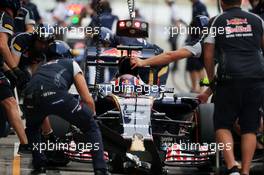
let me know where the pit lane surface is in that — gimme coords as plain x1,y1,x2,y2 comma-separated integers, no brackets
1,135,263,175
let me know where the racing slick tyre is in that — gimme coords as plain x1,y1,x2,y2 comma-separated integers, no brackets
197,164,213,172
197,104,215,172
109,153,125,173
46,150,70,167
198,103,215,143
48,115,71,138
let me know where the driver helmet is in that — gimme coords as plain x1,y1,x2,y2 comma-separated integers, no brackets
46,40,73,61
118,56,139,77
114,74,141,96
0,0,21,17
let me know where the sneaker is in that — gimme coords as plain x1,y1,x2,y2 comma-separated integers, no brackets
31,166,46,175
18,144,32,154
227,166,240,175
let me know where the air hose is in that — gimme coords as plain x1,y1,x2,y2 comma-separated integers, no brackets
93,0,104,98
127,0,135,19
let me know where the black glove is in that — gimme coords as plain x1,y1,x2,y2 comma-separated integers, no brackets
12,67,30,89
4,70,17,89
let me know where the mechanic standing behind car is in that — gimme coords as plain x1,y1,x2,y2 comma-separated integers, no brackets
186,0,209,93
89,0,119,82
203,0,264,174
23,41,109,175
190,0,209,19
165,0,181,72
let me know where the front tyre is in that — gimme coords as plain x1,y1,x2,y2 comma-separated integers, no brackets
198,103,215,143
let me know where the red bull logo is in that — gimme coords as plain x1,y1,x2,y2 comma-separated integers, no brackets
101,48,141,57
226,25,252,34
227,18,248,25
122,79,130,85
101,48,119,56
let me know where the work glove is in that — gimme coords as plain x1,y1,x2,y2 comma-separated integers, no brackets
4,70,17,89
12,67,30,89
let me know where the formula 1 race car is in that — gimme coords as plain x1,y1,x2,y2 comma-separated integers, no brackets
47,45,216,174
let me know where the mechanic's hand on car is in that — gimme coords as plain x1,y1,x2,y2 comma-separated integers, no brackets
12,67,30,89
130,56,145,69
197,91,210,104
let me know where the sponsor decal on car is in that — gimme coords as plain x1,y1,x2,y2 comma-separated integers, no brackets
101,48,141,57
165,143,213,162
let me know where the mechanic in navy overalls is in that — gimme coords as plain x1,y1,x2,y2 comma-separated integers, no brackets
7,25,46,102
191,0,209,18
0,0,30,152
23,41,109,175
89,1,119,32
186,0,209,93
9,24,54,90
89,0,119,82
9,24,63,152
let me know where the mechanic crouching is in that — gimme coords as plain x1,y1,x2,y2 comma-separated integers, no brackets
23,41,110,175
203,0,264,175
10,24,57,143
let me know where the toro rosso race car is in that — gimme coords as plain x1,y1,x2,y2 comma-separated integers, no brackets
48,44,216,174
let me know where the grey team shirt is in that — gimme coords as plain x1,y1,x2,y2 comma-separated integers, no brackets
183,41,202,58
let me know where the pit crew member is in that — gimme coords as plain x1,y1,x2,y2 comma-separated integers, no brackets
10,24,56,142
23,41,109,175
0,0,29,151
203,0,264,174
187,0,209,93
10,24,55,88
